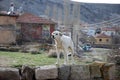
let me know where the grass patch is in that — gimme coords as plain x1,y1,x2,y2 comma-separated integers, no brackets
0,50,92,68
0,51,61,67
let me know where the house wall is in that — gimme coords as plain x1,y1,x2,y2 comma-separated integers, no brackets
102,31,115,36
50,24,55,34
95,37,111,45
0,15,17,25
19,23,55,42
0,15,18,45
0,30,16,44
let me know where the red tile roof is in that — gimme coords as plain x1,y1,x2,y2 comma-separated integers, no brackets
102,27,116,31
95,33,111,38
16,13,56,24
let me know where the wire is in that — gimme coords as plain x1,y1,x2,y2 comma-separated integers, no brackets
89,16,120,26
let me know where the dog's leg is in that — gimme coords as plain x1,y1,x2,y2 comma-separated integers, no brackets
63,48,69,65
66,49,69,64
55,48,60,65
71,52,74,64
71,47,75,65
57,51,60,65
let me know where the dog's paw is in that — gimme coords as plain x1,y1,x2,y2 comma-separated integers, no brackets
63,62,68,65
55,62,59,65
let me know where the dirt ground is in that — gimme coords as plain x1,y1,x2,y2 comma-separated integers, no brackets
0,56,12,67
80,48,110,62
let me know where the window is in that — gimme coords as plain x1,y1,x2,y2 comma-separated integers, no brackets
99,39,102,42
106,39,109,42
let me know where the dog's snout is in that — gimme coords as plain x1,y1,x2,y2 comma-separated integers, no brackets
51,35,55,39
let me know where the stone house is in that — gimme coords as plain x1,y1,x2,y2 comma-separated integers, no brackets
16,13,56,44
0,12,56,45
0,12,19,45
101,27,117,36
95,33,111,45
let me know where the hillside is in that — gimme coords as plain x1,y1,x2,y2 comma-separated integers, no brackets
0,0,120,23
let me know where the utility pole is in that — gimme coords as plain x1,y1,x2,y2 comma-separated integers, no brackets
53,4,58,21
72,2,81,53
58,7,63,25
63,0,70,26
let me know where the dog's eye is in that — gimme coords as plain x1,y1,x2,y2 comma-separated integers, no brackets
56,33,58,35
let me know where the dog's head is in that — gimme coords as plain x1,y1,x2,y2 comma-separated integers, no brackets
51,31,62,40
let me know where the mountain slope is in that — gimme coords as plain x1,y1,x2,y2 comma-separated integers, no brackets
0,0,120,23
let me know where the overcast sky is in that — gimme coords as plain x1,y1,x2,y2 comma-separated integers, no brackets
71,0,120,4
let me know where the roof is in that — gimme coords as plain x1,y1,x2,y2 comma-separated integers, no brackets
95,33,111,38
16,13,56,24
102,27,116,31
0,11,19,17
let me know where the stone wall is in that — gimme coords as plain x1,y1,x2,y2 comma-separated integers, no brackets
0,62,116,80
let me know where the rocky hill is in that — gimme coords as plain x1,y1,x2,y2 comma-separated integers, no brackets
0,0,120,23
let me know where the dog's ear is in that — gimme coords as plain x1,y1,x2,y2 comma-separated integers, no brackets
59,32,63,36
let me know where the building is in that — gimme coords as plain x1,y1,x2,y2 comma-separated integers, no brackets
0,12,19,45
16,13,56,43
101,27,117,36
81,27,96,36
0,12,56,45
95,33,111,45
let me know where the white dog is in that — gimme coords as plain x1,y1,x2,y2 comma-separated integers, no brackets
51,31,74,65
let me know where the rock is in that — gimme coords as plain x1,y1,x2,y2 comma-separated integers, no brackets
89,61,105,79
20,65,35,80
114,55,120,65
115,65,120,80
101,63,115,80
108,64,116,80
70,65,90,80
8,46,20,52
28,48,40,54
92,56,104,62
81,56,93,63
58,65,70,80
20,44,41,54
48,49,63,58
35,65,58,80
0,67,20,80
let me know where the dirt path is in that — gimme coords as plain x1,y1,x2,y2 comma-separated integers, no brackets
0,56,12,67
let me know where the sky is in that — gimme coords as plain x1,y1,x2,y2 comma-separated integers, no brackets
71,0,120,4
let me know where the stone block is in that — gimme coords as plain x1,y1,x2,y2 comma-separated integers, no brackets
0,67,20,80
108,64,115,80
20,65,35,80
114,55,120,65
70,65,90,80
35,65,58,80
58,65,70,80
115,65,120,80
89,61,105,79
101,63,115,80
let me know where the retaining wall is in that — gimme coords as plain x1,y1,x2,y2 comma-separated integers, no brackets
0,62,116,80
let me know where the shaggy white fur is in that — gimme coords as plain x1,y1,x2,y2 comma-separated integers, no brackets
51,31,74,65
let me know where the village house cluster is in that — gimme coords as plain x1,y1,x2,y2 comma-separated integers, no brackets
80,23,120,48
0,11,56,46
